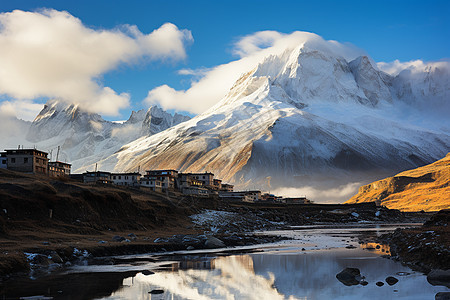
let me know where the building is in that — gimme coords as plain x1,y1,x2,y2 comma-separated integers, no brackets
0,152,6,169
212,179,222,190
283,197,311,204
178,172,214,188
83,171,111,184
221,183,234,192
48,161,71,178
144,170,178,190
5,148,49,175
140,176,163,192
181,186,210,197
111,172,141,187
178,173,203,190
219,190,261,202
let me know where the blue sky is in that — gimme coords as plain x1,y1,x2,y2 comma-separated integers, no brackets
0,0,448,120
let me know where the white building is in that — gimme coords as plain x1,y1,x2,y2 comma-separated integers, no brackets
111,172,141,187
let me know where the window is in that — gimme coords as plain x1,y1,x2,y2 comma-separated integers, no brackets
11,158,15,163
113,176,116,180
1,160,5,164
118,176,121,179
24,158,28,163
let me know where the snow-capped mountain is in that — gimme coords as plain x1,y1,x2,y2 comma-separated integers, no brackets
93,43,449,200
25,100,190,172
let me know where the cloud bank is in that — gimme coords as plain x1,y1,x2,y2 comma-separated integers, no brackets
271,182,362,204
0,9,193,117
377,59,450,76
144,30,369,114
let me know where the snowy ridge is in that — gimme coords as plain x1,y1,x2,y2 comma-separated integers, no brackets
25,99,190,172
89,43,450,201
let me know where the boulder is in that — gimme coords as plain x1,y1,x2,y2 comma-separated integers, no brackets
435,292,450,300
376,281,384,287
427,269,450,288
112,235,125,242
49,251,64,263
204,236,226,249
336,268,361,286
386,276,399,286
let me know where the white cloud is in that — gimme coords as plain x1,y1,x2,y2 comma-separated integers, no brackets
0,9,193,117
0,99,43,121
233,30,285,57
377,59,450,76
145,30,367,114
271,182,362,204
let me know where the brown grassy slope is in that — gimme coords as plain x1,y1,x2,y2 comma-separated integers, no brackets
345,153,450,212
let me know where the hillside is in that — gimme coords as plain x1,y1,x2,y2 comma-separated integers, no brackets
345,153,450,212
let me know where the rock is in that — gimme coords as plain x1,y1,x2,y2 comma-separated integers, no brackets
204,236,226,249
50,251,63,263
360,280,368,286
98,240,107,244
386,276,399,285
112,235,125,242
336,268,361,286
345,245,357,249
187,246,195,250
149,289,164,294
435,292,450,300
128,233,137,240
427,269,450,288
141,270,154,276
396,272,410,276
376,281,384,286
153,237,167,243
29,254,52,266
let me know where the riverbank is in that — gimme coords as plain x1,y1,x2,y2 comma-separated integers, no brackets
377,209,449,274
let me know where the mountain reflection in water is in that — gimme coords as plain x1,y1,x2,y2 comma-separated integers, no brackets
104,248,447,300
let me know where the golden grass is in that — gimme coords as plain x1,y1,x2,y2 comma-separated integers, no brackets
345,153,450,212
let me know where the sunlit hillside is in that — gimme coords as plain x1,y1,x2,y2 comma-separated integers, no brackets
345,153,450,212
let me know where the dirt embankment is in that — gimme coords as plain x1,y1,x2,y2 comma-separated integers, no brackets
0,169,200,277
346,153,450,212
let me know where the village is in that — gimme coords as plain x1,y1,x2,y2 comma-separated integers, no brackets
0,147,311,204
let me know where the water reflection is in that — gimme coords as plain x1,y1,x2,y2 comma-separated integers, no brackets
103,249,448,300
361,242,391,255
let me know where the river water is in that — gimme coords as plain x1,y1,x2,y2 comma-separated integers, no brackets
3,224,449,299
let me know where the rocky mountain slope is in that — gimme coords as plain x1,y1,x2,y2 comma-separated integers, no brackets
345,153,450,212
92,42,450,200
24,100,190,172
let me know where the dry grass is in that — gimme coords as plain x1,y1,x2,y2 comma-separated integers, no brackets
346,153,450,212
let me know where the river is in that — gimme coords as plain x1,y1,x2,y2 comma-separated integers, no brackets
3,224,449,299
